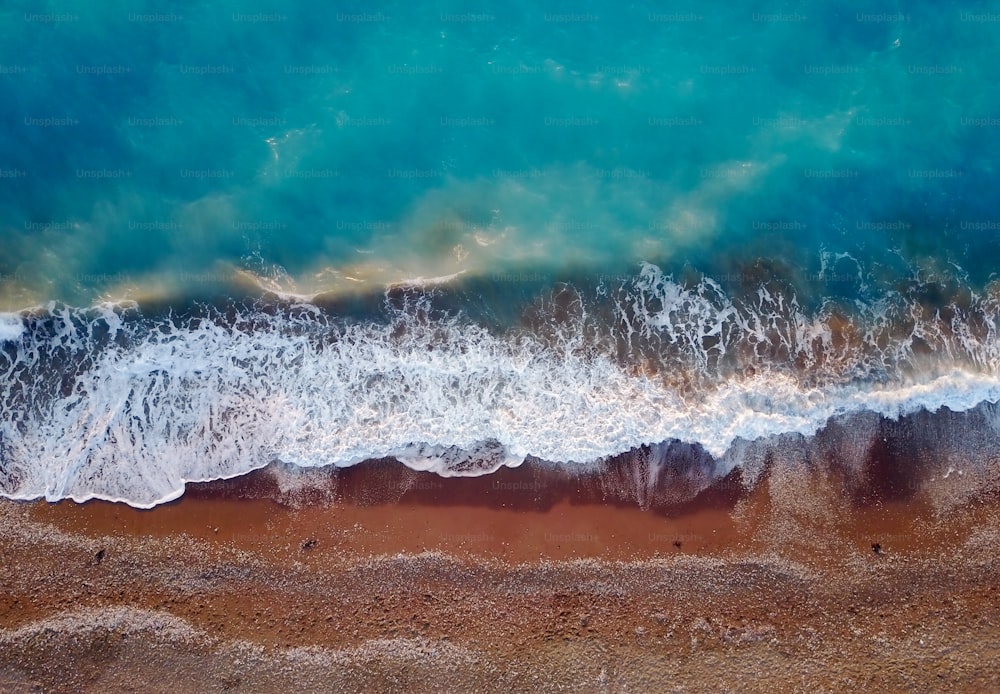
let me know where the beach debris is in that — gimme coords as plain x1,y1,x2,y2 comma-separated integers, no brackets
673,540,683,549
301,539,319,551
872,543,882,555
94,548,106,565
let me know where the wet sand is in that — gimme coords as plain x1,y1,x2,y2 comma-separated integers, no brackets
2,457,1000,692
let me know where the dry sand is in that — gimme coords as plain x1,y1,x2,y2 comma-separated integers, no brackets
2,458,999,693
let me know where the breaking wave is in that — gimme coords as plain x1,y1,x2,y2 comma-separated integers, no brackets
2,263,1000,507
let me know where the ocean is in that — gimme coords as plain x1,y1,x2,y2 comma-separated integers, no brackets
3,1,1000,506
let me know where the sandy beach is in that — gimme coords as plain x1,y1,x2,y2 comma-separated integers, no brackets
2,455,999,693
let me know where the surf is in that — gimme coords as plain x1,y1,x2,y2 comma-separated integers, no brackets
2,266,1000,508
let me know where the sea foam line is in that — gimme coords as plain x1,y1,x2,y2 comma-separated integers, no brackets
2,270,1000,507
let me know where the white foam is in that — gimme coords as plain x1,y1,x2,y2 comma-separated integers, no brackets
3,269,1000,507
0,314,23,342
391,270,467,289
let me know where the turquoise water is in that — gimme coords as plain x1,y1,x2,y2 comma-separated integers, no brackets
3,2,1000,505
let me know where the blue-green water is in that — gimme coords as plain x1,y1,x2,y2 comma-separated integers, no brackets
3,1,1000,505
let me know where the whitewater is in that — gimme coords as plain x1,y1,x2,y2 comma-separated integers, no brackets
2,264,1000,508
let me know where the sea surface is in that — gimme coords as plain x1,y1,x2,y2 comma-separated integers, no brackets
3,1,1000,506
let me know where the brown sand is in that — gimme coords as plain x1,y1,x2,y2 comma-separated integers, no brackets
2,459,999,693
